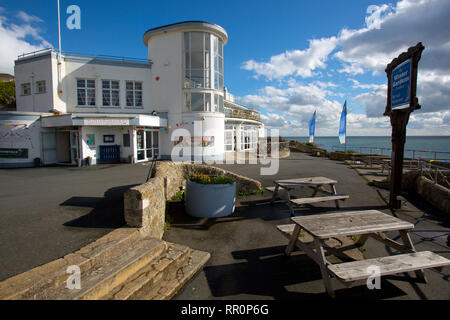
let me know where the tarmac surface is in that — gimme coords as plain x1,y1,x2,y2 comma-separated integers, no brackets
164,151,450,300
0,163,150,281
0,151,448,299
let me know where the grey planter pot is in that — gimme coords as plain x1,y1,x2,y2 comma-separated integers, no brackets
185,180,236,218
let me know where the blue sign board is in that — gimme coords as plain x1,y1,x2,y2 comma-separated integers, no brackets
391,58,412,109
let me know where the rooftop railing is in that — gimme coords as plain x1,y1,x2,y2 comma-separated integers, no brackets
224,107,260,121
17,48,152,65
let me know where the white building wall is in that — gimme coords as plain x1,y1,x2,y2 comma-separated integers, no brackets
52,54,67,113
0,113,45,167
14,54,55,113
147,32,183,115
63,59,152,114
79,125,135,164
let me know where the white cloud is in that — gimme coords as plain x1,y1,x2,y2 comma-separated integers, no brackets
17,11,43,23
356,70,450,117
335,0,450,76
0,11,51,74
242,37,337,80
240,0,450,136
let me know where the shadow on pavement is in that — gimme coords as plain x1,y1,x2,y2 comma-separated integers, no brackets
203,245,408,300
61,184,138,228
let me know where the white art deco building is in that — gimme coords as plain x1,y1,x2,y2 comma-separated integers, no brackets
0,21,264,167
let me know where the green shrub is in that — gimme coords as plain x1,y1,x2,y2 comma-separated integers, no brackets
0,80,16,108
305,142,317,147
189,174,234,185
170,190,184,201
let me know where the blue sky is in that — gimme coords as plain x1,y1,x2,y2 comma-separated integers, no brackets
1,0,450,136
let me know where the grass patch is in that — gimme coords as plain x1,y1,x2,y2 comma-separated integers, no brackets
164,212,173,232
164,191,184,231
351,235,366,253
237,188,265,196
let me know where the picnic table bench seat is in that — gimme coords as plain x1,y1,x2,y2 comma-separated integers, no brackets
267,185,349,216
327,251,449,282
290,194,349,206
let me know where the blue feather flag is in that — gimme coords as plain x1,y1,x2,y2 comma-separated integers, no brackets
339,101,347,145
309,111,316,143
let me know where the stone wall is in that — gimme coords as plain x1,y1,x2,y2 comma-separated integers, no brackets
123,177,166,239
329,152,352,161
124,162,263,237
377,171,450,214
416,176,450,214
289,141,327,157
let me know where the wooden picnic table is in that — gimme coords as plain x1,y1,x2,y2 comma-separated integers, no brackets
279,209,450,298
268,177,349,216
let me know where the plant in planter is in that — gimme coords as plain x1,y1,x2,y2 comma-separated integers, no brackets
185,174,236,218
166,189,185,215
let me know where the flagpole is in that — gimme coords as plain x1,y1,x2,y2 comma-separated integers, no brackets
57,0,61,62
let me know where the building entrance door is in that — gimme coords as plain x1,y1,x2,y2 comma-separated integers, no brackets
136,129,159,161
42,132,57,165
70,131,80,165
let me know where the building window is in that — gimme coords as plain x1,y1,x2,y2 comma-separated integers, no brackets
126,81,143,108
213,36,224,90
185,92,212,112
240,126,257,151
123,134,131,147
184,92,190,112
102,80,120,107
77,79,96,106
35,80,46,94
21,83,31,95
213,94,224,113
103,135,115,143
184,32,218,89
224,125,235,152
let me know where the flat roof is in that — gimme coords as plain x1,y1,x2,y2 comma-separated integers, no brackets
16,49,151,68
143,21,228,45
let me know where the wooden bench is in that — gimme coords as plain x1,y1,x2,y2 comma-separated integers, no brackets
268,186,349,216
327,251,449,282
290,194,349,206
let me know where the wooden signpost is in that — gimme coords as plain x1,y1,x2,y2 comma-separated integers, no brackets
384,42,424,209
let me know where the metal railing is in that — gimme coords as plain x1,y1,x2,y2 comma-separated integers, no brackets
17,48,151,65
418,159,450,188
324,144,450,161
224,107,260,121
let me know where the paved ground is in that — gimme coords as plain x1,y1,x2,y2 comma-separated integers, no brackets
0,152,448,299
0,163,150,281
164,152,450,300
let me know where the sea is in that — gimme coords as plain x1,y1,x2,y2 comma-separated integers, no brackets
285,136,450,160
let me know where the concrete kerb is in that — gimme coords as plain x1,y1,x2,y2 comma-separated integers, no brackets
124,161,263,238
